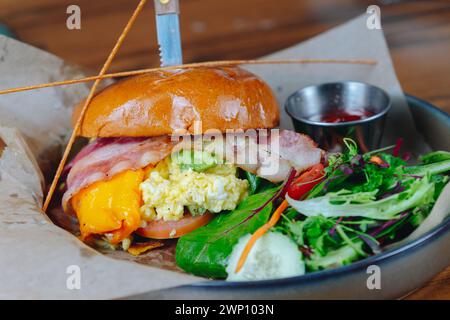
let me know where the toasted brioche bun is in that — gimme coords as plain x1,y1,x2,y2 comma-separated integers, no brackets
73,66,280,138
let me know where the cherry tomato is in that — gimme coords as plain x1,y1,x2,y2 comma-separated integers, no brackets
136,212,214,239
287,163,325,200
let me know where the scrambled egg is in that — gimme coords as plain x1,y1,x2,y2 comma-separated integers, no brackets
140,157,248,221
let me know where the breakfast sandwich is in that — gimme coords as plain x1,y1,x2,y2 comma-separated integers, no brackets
61,66,322,251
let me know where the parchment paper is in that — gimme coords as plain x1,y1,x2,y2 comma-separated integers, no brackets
0,127,199,299
245,14,429,154
0,13,447,299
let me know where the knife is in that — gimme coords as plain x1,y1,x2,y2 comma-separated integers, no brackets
154,0,183,66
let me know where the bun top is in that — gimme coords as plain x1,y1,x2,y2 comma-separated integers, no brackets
73,66,280,137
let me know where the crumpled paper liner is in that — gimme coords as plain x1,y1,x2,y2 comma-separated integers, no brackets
0,36,202,299
246,15,429,154
0,14,447,299
0,127,200,299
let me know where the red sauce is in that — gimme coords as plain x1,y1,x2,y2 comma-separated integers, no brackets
316,108,373,123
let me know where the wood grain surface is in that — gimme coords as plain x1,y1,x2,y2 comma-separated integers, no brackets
0,0,448,299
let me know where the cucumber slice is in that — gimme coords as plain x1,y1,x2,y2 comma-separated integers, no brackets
226,232,305,281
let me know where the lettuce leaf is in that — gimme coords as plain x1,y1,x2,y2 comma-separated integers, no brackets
286,176,435,220
405,158,450,176
306,242,363,271
420,151,450,164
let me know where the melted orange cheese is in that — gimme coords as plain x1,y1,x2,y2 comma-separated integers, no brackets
71,169,144,244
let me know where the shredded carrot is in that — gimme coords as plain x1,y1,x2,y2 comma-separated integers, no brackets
369,155,384,165
235,199,289,273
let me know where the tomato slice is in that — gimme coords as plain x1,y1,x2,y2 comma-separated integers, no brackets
287,163,325,200
136,212,214,239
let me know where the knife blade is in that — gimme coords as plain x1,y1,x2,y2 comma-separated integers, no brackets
154,0,183,66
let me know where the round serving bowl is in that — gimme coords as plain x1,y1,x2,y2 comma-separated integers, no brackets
131,95,450,300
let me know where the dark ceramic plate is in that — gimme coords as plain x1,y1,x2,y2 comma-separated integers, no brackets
132,95,450,300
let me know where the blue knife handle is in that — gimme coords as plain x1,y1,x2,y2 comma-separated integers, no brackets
156,14,183,66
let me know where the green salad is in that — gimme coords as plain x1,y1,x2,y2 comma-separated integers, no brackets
175,139,450,280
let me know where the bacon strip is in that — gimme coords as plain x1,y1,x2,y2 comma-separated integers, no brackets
276,130,323,176
62,136,176,210
239,130,323,182
176,129,323,182
62,130,322,210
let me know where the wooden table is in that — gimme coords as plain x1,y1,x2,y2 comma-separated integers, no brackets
0,0,448,299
